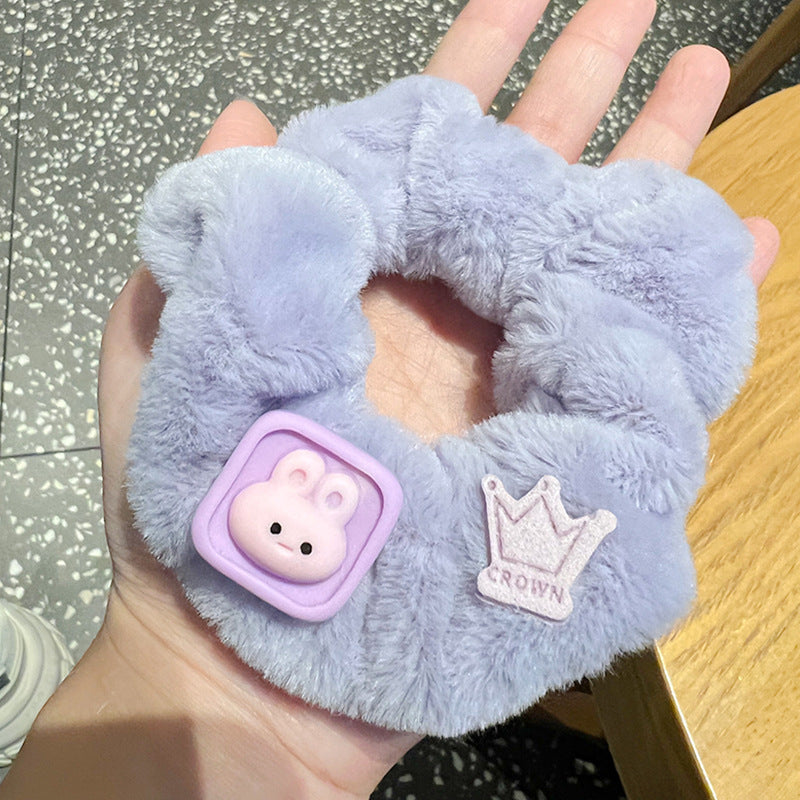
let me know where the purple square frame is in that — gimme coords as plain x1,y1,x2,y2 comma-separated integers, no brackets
191,410,403,621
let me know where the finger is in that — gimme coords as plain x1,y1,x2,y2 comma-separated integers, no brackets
505,0,656,162
744,217,780,287
197,99,278,156
604,45,730,169
424,0,548,112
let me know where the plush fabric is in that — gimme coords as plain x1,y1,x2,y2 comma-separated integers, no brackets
127,75,756,735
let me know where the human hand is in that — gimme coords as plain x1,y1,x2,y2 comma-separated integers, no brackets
1,1,778,798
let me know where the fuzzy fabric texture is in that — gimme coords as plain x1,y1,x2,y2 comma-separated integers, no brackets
128,75,757,736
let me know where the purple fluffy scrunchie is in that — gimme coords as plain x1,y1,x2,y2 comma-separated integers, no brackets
127,76,756,735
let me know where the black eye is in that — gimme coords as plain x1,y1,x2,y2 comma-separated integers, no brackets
270,522,282,535
300,542,312,555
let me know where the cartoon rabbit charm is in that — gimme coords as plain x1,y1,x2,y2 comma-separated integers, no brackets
228,449,360,583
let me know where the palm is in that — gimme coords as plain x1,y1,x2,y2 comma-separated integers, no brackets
96,0,778,795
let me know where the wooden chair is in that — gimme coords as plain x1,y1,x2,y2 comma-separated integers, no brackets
713,0,800,126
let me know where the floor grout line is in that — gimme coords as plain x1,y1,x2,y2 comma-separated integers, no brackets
0,445,100,461
0,0,29,459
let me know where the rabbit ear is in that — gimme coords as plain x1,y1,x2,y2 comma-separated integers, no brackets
137,148,270,294
315,473,360,525
269,449,326,496
136,158,217,294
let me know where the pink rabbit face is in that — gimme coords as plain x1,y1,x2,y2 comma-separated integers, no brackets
228,449,359,583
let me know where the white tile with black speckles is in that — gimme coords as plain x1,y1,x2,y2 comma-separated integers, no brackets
0,448,108,661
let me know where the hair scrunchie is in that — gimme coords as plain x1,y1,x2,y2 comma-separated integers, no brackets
128,75,756,735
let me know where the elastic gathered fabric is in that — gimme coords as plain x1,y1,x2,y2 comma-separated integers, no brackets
128,76,756,735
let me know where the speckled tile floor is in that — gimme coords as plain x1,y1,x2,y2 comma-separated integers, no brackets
0,0,797,796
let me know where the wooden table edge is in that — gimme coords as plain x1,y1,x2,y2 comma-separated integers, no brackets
591,644,716,800
590,84,800,800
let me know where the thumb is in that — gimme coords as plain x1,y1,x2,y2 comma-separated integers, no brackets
743,216,780,287
197,98,278,156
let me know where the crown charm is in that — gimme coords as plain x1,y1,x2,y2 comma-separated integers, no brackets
477,475,616,621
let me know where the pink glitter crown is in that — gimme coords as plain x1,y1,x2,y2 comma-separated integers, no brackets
477,475,617,621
